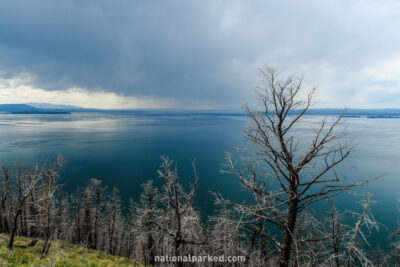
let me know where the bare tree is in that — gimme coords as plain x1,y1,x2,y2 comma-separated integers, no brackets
317,195,381,267
0,165,11,234
7,170,38,250
208,205,248,266
53,189,71,247
383,200,400,265
39,155,65,256
106,187,124,255
133,180,160,265
328,205,341,267
7,156,64,251
82,178,107,250
222,67,375,266
157,155,203,267
343,195,380,267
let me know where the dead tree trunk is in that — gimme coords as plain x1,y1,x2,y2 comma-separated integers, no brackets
279,195,298,267
8,195,29,250
1,166,11,233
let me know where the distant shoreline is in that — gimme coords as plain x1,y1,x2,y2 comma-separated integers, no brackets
1,103,400,118
7,112,71,115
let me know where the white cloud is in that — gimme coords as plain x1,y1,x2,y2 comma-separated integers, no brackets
0,74,175,109
362,55,400,82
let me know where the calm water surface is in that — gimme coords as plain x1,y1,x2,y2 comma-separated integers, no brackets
0,113,399,246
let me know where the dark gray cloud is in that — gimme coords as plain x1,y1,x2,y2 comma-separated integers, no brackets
1,0,400,108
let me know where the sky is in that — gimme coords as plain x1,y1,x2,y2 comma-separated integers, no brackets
0,0,400,110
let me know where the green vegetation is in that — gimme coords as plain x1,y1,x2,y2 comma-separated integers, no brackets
0,233,144,267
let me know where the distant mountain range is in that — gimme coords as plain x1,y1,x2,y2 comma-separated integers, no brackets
27,103,85,110
0,103,399,118
0,104,71,114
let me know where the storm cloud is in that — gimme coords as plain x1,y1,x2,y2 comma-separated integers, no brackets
1,0,400,109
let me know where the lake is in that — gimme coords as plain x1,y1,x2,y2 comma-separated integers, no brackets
0,113,399,247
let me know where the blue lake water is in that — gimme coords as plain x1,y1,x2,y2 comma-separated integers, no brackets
0,113,399,247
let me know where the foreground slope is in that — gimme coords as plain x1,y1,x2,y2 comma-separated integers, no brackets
0,234,144,267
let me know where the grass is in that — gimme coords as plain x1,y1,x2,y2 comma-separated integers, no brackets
0,233,145,267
